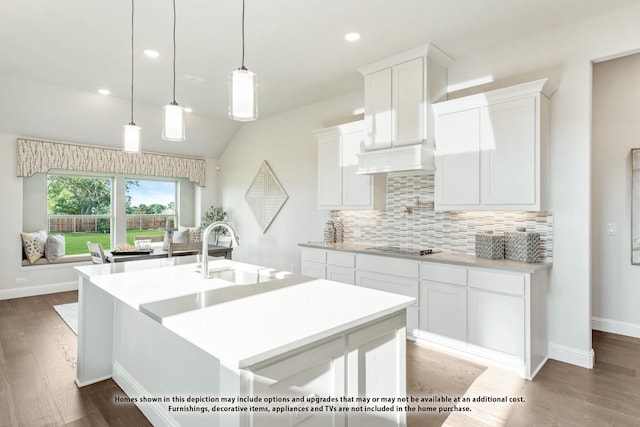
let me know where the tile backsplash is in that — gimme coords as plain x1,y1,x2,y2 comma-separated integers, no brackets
333,173,553,262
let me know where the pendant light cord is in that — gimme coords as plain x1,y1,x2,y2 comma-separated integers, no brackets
172,0,177,104
240,0,246,70
129,0,135,125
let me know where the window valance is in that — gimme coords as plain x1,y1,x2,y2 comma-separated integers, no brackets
16,138,206,186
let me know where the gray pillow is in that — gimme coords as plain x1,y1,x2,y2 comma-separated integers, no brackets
172,228,189,243
45,234,65,261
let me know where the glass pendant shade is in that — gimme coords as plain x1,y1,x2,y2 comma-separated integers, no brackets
162,103,185,141
229,68,257,121
123,123,141,153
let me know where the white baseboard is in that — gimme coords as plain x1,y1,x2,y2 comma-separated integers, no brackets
0,281,77,300
592,316,640,339
113,362,178,427
548,342,594,369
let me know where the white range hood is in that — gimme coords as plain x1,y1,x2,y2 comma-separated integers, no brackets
356,144,434,175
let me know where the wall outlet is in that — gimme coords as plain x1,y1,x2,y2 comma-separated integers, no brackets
16,277,27,285
606,223,616,235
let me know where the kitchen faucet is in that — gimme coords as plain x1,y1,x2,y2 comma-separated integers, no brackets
201,221,240,279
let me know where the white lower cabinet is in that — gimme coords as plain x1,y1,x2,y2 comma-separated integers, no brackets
301,247,356,285
299,246,549,379
356,254,420,339
301,248,327,279
249,312,406,427
250,338,346,427
420,261,548,380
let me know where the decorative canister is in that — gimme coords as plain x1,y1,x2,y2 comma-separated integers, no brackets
505,227,541,263
332,217,344,243
475,231,505,259
323,220,335,244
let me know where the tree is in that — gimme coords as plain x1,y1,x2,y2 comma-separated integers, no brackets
47,176,112,215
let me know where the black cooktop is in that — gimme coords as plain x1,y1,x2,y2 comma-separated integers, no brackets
368,246,437,256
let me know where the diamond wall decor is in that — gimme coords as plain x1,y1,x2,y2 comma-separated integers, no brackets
245,161,288,233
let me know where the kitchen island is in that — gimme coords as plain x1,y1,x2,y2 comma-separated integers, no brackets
75,257,415,427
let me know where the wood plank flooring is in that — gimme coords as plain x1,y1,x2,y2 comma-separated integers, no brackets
1,291,639,426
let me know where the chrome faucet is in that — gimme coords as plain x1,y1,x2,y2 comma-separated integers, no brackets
201,221,240,279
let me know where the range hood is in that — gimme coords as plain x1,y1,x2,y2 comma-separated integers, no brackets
356,144,435,175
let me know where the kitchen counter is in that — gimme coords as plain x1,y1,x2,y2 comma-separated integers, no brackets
75,258,414,426
299,241,551,273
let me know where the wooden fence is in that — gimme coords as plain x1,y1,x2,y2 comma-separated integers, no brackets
48,214,173,233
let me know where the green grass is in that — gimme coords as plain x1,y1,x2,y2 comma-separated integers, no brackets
52,230,164,255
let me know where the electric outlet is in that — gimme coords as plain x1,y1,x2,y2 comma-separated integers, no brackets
16,277,27,285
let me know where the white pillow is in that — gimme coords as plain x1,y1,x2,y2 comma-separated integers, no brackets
21,230,47,263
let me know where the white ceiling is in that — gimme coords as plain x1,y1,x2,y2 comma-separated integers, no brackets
0,0,636,157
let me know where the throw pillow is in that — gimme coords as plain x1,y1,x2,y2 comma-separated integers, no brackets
21,230,47,263
45,234,65,261
187,227,202,243
172,228,189,243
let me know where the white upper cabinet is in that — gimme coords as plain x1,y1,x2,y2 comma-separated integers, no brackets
314,121,386,210
357,44,452,175
433,79,555,211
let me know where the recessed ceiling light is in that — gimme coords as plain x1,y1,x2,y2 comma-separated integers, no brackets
345,32,360,42
144,49,160,58
97,88,111,95
183,107,193,113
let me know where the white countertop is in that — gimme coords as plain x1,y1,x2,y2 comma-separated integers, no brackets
81,259,415,369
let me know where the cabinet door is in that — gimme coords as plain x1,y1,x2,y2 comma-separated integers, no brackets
347,313,405,427
420,281,466,342
393,57,424,147
341,128,373,208
302,261,326,280
481,96,536,205
468,288,524,360
363,68,393,150
251,338,346,427
435,107,481,206
355,270,418,336
317,134,342,207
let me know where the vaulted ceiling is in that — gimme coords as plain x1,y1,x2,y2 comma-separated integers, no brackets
1,0,636,157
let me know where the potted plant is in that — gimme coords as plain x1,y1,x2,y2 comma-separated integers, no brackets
201,206,229,243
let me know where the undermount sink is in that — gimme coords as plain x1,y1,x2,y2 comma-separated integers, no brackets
204,267,288,285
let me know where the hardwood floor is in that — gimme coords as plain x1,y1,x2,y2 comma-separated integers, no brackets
1,291,639,426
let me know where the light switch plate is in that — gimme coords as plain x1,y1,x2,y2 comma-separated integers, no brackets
606,223,616,235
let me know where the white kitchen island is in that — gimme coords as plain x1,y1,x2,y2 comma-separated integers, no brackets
75,258,414,427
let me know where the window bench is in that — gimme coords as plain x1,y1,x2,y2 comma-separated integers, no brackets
22,254,92,267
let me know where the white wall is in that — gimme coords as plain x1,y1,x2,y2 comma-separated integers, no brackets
217,90,364,272
592,53,640,338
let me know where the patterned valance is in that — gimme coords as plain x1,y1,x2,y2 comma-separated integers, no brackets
16,138,206,186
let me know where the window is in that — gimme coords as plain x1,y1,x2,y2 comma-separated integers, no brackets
125,179,176,244
47,173,178,255
47,174,113,255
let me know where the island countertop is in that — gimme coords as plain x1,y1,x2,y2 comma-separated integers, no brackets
79,259,415,369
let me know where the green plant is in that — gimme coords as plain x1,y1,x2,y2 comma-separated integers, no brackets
201,206,229,235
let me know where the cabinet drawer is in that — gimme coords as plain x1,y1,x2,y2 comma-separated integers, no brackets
468,269,525,296
326,265,355,285
421,262,467,285
357,254,419,278
356,271,418,304
327,251,355,268
301,248,326,264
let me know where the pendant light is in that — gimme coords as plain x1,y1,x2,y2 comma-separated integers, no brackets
229,0,257,121
123,0,141,153
162,0,185,141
